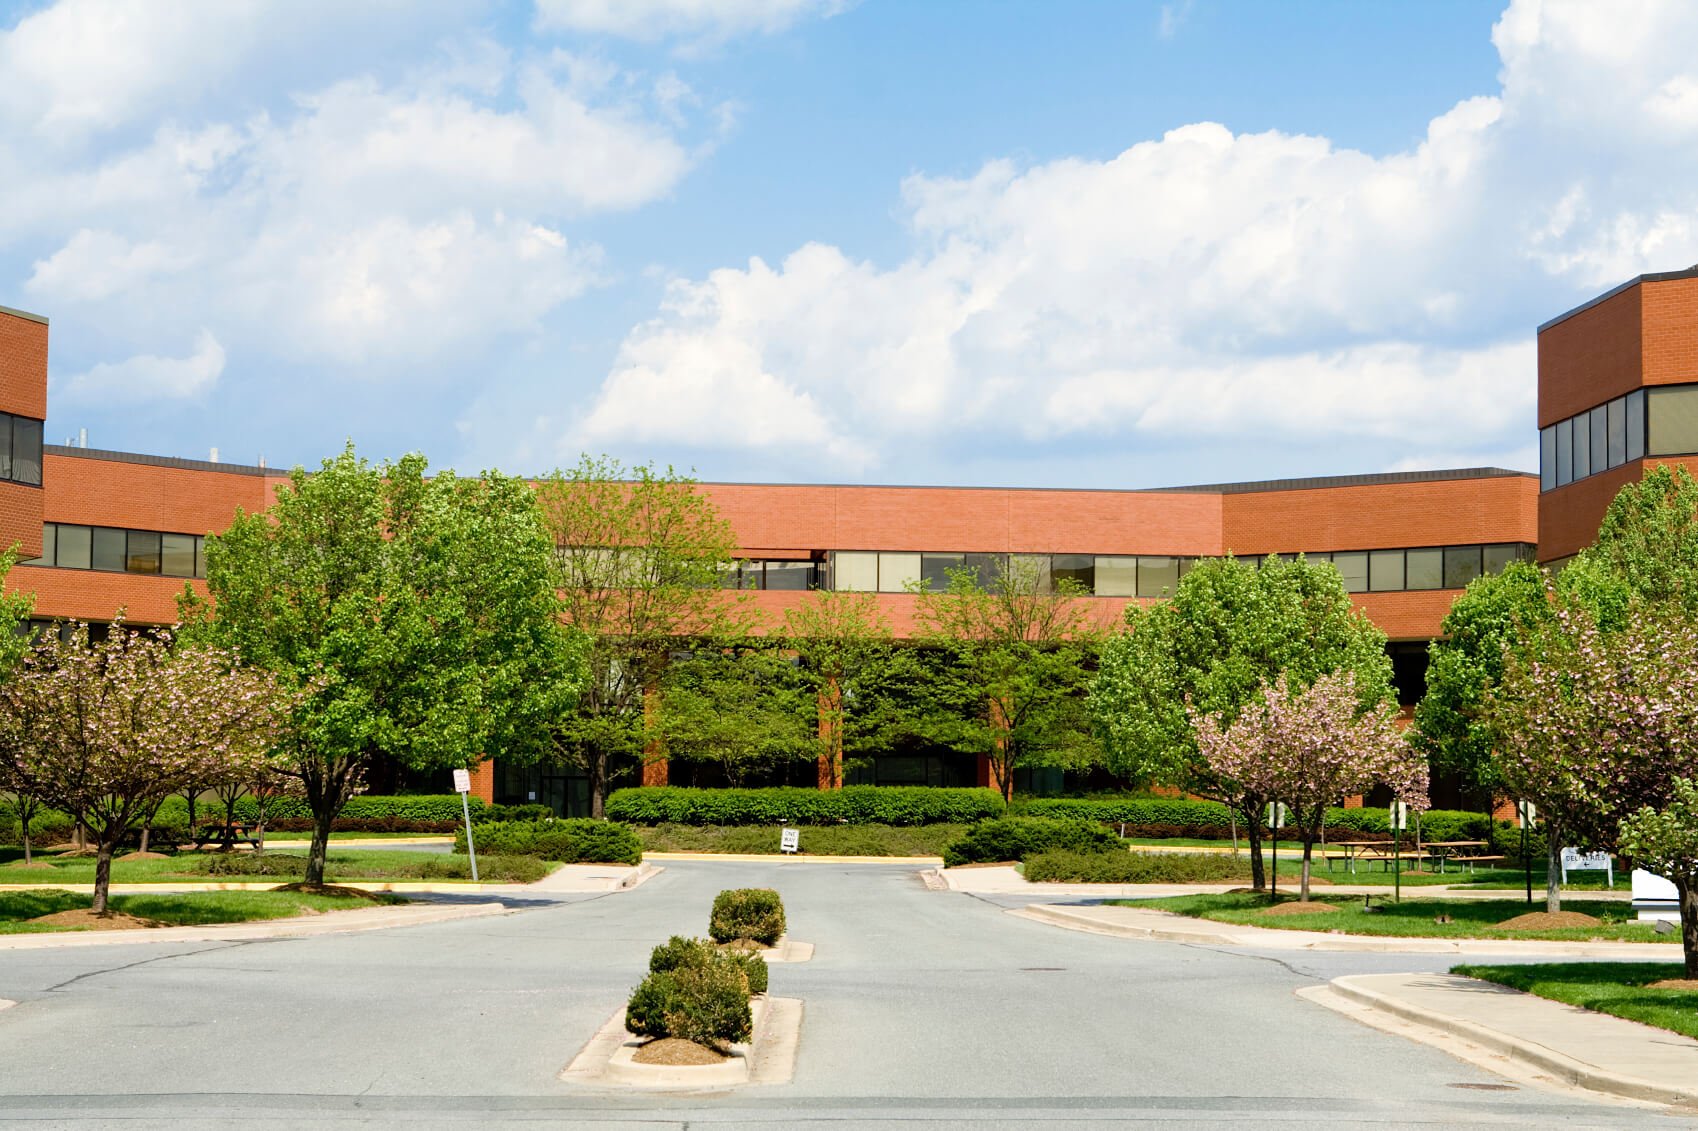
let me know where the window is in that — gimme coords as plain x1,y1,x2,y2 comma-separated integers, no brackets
1572,409,1591,480
1556,417,1573,485
1095,556,1137,596
1607,398,1626,468
1483,543,1526,575
162,533,196,579
92,527,125,572
1590,405,1608,474
1627,389,1646,461
1405,548,1444,590
11,418,40,486
1136,556,1178,598
1539,426,1556,491
1648,385,1698,457
1368,550,1404,592
21,522,54,567
195,536,207,579
1331,551,1368,593
877,552,921,593
1051,554,1094,594
126,531,162,575
962,552,1004,587
57,524,91,569
920,553,963,592
1443,545,1482,589
763,561,814,591
1011,554,1052,592
834,551,877,592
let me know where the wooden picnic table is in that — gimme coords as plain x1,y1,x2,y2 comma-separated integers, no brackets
192,822,261,851
1321,840,1408,874
1421,840,1497,873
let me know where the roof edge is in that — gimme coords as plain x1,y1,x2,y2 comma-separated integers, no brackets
1537,267,1698,333
0,303,48,326
45,445,275,478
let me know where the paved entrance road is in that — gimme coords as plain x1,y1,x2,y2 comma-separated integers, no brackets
0,861,1689,1128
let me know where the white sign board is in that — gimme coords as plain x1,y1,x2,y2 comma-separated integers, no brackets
452,768,471,794
1560,847,1613,886
1515,800,1536,828
1633,868,1679,921
1388,801,1409,830
780,827,800,854
1265,802,1288,828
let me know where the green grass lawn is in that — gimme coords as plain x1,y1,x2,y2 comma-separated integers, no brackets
1452,962,1698,1041
635,823,964,857
1110,892,1678,944
260,831,452,841
0,848,553,885
0,888,401,933
1120,839,1616,890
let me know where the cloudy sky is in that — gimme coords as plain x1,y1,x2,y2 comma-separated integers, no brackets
3,0,1696,488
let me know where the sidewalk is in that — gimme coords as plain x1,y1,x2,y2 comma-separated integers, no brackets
0,861,659,898
1011,902,1681,957
1304,972,1698,1107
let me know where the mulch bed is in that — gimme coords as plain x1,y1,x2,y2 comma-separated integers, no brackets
28,910,164,930
7,861,55,870
1259,901,1342,916
117,851,170,861
1495,910,1601,930
632,1038,728,1065
1647,979,1698,991
269,882,385,901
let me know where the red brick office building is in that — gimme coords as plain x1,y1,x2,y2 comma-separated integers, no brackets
1,269,1692,808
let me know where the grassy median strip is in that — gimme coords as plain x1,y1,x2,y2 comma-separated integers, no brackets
635,823,963,857
1452,962,1698,1041
0,888,402,933
0,849,553,885
1111,893,1676,943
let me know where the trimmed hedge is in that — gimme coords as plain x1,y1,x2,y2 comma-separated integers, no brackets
709,888,786,946
1017,798,1502,844
1023,850,1249,884
454,818,642,865
184,850,552,883
625,961,752,1048
650,935,768,995
942,818,1120,867
606,786,1004,827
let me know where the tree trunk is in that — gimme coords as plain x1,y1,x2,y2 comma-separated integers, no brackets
305,807,335,888
138,826,150,854
1238,803,1267,891
1299,838,1315,901
1546,836,1562,914
1680,879,1698,981
91,842,115,915
588,750,606,819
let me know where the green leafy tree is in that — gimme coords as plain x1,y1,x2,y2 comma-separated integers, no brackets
0,547,38,858
183,445,583,886
1090,555,1394,890
535,456,757,815
1619,776,1698,979
1413,559,1552,813
655,643,814,787
914,557,1106,802
1566,464,1698,622
781,591,896,788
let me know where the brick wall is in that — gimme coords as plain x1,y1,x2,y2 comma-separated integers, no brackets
0,308,48,420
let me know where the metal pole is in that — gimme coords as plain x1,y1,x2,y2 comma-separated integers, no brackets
1522,821,1531,906
460,789,480,882
1393,816,1401,904
1270,804,1278,902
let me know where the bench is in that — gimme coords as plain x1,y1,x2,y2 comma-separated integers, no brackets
192,823,261,851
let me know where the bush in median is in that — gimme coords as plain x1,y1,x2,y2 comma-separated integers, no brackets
709,888,786,947
625,961,753,1049
605,785,1004,827
650,934,769,995
942,817,1120,866
1023,850,1249,884
453,819,642,865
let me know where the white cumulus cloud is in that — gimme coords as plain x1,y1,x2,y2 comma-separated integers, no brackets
57,330,226,404
534,0,850,50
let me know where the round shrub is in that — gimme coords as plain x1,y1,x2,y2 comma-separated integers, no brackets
625,962,753,1048
189,852,310,877
709,888,786,946
942,817,1120,866
648,935,769,995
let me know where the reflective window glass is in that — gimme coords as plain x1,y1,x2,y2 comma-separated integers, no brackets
1405,548,1444,590
194,535,207,579
56,525,91,569
11,418,40,486
1572,410,1591,479
0,417,11,481
1590,406,1608,475
1095,556,1137,596
920,553,964,592
22,522,54,566
1331,552,1368,593
1368,550,1404,592
1483,543,1524,575
877,552,921,593
126,531,162,575
1178,557,1195,578
1648,386,1698,456
161,534,196,578
1052,554,1094,594
1136,556,1179,598
1556,417,1573,485
1443,545,1482,589
92,527,125,572
833,551,878,592
1627,389,1646,461
764,561,813,591
1607,398,1627,468
1539,426,1556,491
962,552,1004,587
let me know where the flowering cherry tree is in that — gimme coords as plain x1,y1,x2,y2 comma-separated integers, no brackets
1193,670,1428,901
1619,776,1698,978
0,622,287,914
1490,605,1698,913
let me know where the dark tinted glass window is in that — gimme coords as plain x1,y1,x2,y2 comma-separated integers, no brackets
1405,548,1443,590
22,522,54,566
1443,545,1482,589
1572,410,1591,479
11,418,40,486
1648,386,1698,456
1368,550,1404,592
1556,418,1573,484
961,552,1004,587
1627,389,1646,461
1095,556,1136,596
125,530,161,575
0,418,11,481
57,524,91,569
1051,554,1094,593
920,553,963,592
92,528,125,572
195,535,207,578
1607,397,1627,468
1483,543,1524,575
1539,426,1556,490
161,533,196,578
763,561,813,590
1331,551,1368,593
1589,406,1608,475
1136,556,1178,598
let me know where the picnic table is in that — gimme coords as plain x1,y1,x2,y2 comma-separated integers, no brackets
1321,840,1407,873
192,822,261,851
1422,840,1502,873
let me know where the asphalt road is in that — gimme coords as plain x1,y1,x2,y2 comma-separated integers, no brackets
0,860,1689,1129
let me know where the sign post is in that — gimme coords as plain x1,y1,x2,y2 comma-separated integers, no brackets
453,767,479,882
1265,802,1287,900
1389,801,1409,903
1516,801,1536,906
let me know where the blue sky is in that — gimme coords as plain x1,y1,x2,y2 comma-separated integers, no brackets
2,0,1694,488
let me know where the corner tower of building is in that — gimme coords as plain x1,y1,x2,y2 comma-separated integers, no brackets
0,304,47,562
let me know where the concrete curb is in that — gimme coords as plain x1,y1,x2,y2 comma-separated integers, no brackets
1319,973,1698,1108
1011,903,1684,957
759,937,814,964
643,852,942,865
0,900,512,950
561,996,802,1090
0,861,654,897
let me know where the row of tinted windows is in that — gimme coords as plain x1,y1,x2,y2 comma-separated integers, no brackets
0,413,43,487
719,560,819,590
22,523,207,578
1540,389,1645,491
829,545,1534,597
